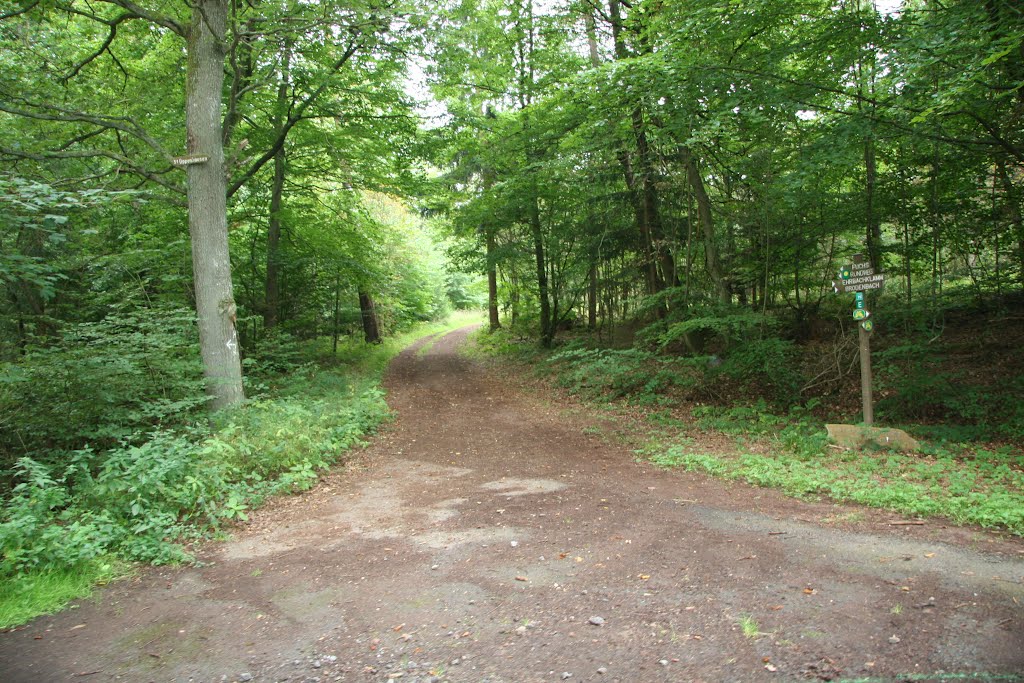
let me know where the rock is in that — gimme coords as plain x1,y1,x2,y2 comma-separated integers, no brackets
561,673,572,680
888,635,901,644
515,626,528,636
431,565,439,571
451,658,461,666
597,667,608,675
659,660,669,666
313,660,321,669
826,424,920,452
239,675,253,682
511,541,519,547
324,655,338,663
588,616,605,626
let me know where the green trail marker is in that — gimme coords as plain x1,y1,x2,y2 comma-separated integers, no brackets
861,319,874,332
853,309,870,320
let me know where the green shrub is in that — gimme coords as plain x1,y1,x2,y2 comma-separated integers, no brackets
654,308,803,406
0,306,206,470
547,347,697,404
876,342,1024,439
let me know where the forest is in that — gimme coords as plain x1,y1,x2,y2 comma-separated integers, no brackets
1,0,1023,625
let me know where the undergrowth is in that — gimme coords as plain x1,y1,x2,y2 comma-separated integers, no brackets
0,313,477,628
650,403,1024,534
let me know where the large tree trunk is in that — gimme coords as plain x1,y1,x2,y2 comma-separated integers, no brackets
996,158,1024,288
608,0,672,301
530,194,553,347
865,135,882,271
680,146,730,304
588,261,598,330
264,148,285,329
264,49,291,330
185,0,244,410
486,229,501,331
358,290,381,344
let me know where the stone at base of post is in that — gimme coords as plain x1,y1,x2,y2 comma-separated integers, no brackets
826,424,920,452
858,323,874,426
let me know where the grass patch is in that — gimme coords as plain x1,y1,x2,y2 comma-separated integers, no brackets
737,614,764,639
643,403,1024,534
0,560,122,629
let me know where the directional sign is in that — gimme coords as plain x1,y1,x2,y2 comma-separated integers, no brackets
853,309,870,320
861,319,874,332
835,273,885,293
171,155,210,167
839,266,852,280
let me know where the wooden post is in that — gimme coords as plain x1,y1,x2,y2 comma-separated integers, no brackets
858,323,874,426
851,253,875,426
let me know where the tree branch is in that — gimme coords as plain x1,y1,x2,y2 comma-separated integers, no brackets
90,0,186,37
0,0,39,20
0,146,185,197
0,98,174,161
227,35,365,197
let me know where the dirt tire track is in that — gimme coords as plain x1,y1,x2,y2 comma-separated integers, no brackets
1,325,1022,682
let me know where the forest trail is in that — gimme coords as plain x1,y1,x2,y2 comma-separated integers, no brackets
2,326,1023,683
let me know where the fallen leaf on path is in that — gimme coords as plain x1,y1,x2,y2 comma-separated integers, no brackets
515,576,528,582
764,664,778,672
803,588,817,595
392,623,405,632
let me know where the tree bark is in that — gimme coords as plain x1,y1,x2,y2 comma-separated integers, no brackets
486,228,501,331
680,146,729,304
865,135,882,271
608,0,672,300
264,48,291,330
185,0,244,410
996,158,1024,288
332,274,341,354
358,290,381,344
530,194,553,347
588,261,598,330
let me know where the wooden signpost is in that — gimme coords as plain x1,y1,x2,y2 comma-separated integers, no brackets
826,253,919,451
832,254,884,426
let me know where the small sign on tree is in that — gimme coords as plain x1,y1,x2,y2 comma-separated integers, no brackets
171,155,210,167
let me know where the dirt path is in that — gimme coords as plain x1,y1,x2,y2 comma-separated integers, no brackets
2,326,1023,683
